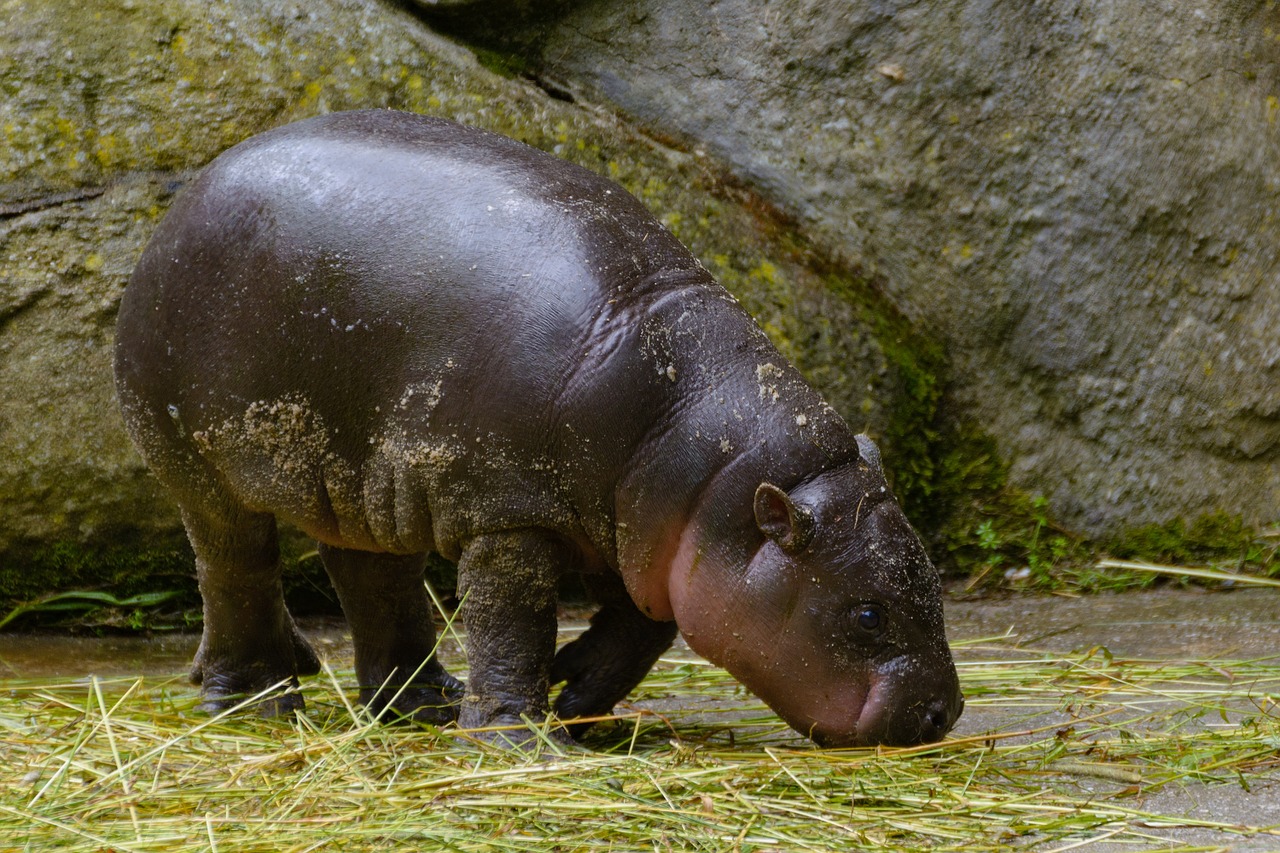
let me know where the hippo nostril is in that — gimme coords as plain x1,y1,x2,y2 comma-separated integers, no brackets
919,694,960,740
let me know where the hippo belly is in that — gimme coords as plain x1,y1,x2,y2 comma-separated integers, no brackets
114,110,962,747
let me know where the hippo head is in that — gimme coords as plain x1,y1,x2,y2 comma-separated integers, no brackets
671,435,963,747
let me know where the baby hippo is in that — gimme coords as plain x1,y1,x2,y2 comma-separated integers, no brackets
114,110,963,747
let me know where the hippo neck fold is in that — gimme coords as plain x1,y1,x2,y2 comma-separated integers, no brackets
610,279,859,621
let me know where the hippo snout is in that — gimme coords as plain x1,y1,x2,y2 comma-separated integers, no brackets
855,677,964,747
808,671,964,749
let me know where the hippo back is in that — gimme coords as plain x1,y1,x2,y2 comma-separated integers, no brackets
116,111,794,565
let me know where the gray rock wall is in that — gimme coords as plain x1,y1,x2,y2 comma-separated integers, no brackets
8,0,1272,598
515,0,1280,535
0,0,913,587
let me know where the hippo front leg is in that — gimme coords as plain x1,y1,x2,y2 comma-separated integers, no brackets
317,545,462,724
455,529,565,746
183,504,320,716
551,572,677,737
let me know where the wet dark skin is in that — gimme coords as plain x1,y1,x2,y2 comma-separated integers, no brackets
114,110,962,748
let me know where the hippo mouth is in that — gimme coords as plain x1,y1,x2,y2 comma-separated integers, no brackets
795,674,964,749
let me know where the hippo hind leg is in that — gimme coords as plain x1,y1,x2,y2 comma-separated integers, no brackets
551,572,677,738
183,502,320,717
317,545,462,724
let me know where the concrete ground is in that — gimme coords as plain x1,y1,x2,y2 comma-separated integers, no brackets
1,587,1277,850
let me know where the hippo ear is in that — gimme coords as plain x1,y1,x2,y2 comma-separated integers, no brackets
854,434,884,476
754,482,815,554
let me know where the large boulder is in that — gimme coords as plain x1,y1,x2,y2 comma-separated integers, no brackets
0,0,919,602
464,0,1280,536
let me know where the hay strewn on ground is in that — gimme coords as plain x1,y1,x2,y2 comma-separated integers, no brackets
1,633,1277,852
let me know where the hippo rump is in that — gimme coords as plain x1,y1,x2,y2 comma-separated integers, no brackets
114,109,962,747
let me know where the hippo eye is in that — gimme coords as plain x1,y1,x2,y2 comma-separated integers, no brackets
854,605,882,634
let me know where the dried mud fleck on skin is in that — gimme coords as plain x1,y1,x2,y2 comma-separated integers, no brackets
397,380,444,412
388,435,462,471
198,394,361,535
755,362,788,404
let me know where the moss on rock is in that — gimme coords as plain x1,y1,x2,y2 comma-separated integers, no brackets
1107,512,1274,571
0,536,198,631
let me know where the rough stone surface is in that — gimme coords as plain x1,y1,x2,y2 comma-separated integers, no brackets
509,0,1280,535
0,0,910,583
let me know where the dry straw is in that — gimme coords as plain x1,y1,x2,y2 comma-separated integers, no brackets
1,629,1277,851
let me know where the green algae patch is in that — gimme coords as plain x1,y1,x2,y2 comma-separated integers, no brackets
1109,512,1268,567
949,494,1279,593
0,538,198,632
467,45,531,80
1099,512,1280,589
0,0,491,189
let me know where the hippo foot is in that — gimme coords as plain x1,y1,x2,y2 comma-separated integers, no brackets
360,675,464,725
187,617,319,717
191,649,309,718
456,712,578,752
560,716,604,741
196,682,306,718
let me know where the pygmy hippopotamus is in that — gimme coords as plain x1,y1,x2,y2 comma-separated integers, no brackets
114,109,963,747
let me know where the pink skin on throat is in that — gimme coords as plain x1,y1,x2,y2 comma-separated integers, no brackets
664,522,878,746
